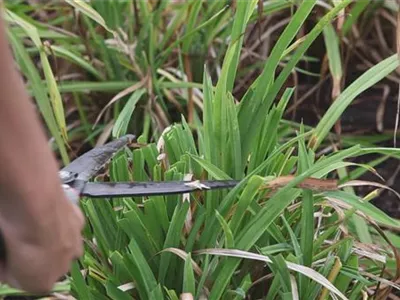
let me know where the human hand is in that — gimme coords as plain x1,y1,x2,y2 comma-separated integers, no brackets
0,189,85,294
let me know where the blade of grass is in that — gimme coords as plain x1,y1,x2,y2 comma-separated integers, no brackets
112,88,146,138
156,5,228,65
297,125,315,297
229,175,265,235
300,209,316,287
125,238,161,300
197,131,311,248
342,1,370,36
215,210,235,248
336,164,372,244
195,249,348,300
65,0,114,34
6,29,69,164
323,190,400,228
268,254,292,295
226,92,242,178
238,0,318,162
310,54,400,149
323,23,342,81
158,201,190,285
201,67,216,165
50,45,104,80
208,146,360,299
105,281,132,300
213,0,257,168
70,261,91,300
6,10,69,143
259,0,352,149
182,253,195,295
182,1,202,54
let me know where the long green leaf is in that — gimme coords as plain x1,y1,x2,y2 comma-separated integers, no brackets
126,238,159,300
182,253,195,295
311,54,399,149
65,0,114,33
197,249,348,300
6,28,69,164
51,45,104,80
323,23,342,80
6,10,68,141
323,190,400,228
237,0,318,160
112,88,146,138
208,146,360,299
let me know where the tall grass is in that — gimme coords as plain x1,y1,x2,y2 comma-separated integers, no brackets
3,0,400,299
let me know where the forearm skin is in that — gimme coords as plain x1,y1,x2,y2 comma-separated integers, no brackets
0,13,68,237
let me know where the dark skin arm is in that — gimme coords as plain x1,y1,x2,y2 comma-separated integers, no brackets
0,10,84,294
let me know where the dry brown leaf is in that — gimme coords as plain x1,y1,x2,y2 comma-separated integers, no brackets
338,180,400,202
95,120,114,147
160,248,203,276
261,175,338,192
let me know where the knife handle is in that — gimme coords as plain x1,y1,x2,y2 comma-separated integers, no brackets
0,184,80,261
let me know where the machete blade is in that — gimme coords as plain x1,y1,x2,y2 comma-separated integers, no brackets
80,180,241,198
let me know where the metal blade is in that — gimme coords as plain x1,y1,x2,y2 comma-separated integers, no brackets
80,180,241,198
61,134,135,189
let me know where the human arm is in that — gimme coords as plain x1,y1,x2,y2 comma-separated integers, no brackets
0,11,84,294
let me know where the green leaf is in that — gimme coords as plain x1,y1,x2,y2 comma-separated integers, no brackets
182,253,195,295
198,132,311,248
229,175,264,234
342,0,370,35
5,13,69,164
109,251,132,284
323,190,400,229
65,0,114,33
268,254,292,294
105,281,132,300
112,88,146,138
158,201,190,285
50,45,104,80
182,1,202,54
238,0,318,158
213,0,257,166
311,54,400,149
297,125,314,296
226,92,242,178
6,10,68,142
83,199,119,257
157,5,228,64
208,146,360,299
189,154,232,180
323,23,342,80
126,238,159,300
232,274,252,300
197,249,348,300
202,67,216,164
70,261,91,300
215,210,235,248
